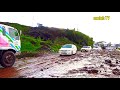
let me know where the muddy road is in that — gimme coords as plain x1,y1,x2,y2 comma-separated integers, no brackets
1,50,120,78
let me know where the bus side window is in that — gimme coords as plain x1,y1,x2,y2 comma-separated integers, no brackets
9,28,19,40
2,26,6,36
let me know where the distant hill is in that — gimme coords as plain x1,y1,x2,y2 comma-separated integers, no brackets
0,21,94,54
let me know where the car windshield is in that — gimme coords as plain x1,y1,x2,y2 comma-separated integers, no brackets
62,45,72,48
83,46,90,48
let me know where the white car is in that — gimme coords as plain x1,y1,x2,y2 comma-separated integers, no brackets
92,46,102,51
81,46,92,52
106,46,116,51
59,44,77,55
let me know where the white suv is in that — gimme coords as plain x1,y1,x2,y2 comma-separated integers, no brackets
81,46,92,52
59,44,77,55
92,46,102,51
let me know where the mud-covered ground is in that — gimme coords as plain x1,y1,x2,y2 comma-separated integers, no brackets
1,50,120,78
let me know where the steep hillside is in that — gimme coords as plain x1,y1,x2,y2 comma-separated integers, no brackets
0,22,94,57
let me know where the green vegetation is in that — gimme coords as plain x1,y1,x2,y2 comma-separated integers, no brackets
0,22,94,58
50,37,76,52
21,35,41,52
9,23,30,34
65,29,94,48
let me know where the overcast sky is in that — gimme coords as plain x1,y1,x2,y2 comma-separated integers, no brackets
0,12,120,44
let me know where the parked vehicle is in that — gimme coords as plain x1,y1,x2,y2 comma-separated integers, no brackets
81,46,92,52
0,24,21,68
59,44,77,55
92,46,102,51
106,46,116,51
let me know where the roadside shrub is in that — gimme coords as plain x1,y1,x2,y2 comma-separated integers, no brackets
50,37,76,52
21,35,41,52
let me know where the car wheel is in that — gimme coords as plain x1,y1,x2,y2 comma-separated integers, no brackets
0,51,15,68
71,51,73,55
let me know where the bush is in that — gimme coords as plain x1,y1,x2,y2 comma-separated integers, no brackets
50,37,76,52
21,35,41,52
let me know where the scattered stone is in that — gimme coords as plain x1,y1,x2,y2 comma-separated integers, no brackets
55,61,58,63
68,69,79,74
79,67,88,72
100,65,104,68
51,58,55,59
105,60,111,64
109,64,116,67
74,59,79,61
61,58,65,60
112,68,120,75
116,60,119,64
87,69,99,74
104,74,111,77
40,69,44,71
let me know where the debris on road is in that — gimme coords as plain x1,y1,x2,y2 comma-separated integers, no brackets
1,50,120,78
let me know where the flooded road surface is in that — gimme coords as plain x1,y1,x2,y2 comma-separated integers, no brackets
0,67,19,78
1,51,120,78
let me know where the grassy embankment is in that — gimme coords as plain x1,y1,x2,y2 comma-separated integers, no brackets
0,22,94,58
